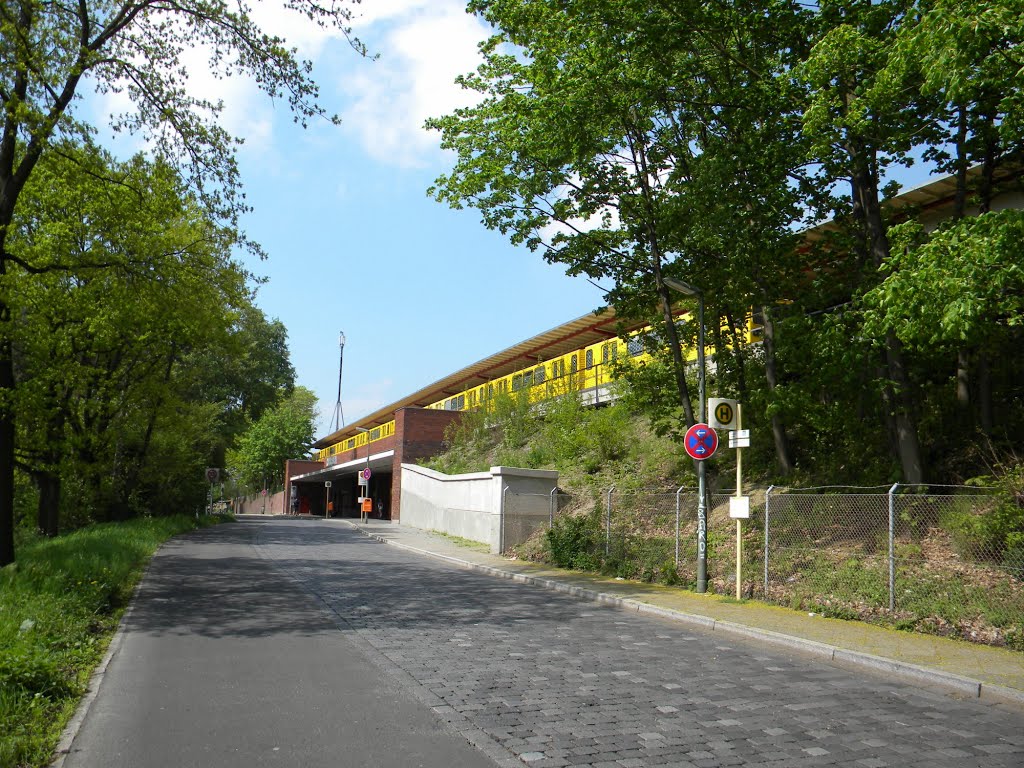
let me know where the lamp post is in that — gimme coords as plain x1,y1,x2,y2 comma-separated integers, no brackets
663,277,708,594
355,426,371,522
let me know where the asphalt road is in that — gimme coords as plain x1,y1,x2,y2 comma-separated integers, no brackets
60,518,1024,767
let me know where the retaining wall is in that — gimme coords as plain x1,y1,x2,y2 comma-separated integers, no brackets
399,464,558,553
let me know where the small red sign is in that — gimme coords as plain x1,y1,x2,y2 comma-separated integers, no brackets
684,423,718,461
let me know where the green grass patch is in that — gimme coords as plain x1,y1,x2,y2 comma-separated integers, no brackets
429,531,490,552
0,514,231,768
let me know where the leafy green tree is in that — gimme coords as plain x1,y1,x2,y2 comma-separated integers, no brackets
227,387,319,494
0,0,365,564
795,0,932,483
8,145,254,530
886,0,1024,432
430,0,814,471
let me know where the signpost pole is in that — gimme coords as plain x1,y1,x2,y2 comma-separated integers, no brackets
696,295,708,594
664,277,709,594
736,404,742,600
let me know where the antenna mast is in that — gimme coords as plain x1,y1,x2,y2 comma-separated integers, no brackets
331,331,345,432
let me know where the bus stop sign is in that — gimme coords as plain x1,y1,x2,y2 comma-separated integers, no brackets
684,423,718,461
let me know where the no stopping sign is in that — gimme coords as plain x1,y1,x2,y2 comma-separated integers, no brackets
684,423,718,460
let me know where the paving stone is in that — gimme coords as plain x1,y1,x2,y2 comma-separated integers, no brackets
260,522,1024,768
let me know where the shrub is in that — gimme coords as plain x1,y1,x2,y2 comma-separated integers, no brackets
940,468,1024,565
546,512,602,570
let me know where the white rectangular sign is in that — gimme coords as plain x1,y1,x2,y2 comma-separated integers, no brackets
729,430,750,448
729,496,750,519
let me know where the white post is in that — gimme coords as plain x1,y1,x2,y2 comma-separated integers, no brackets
735,403,743,600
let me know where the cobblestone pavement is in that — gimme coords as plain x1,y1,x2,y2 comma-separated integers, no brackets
255,519,1024,768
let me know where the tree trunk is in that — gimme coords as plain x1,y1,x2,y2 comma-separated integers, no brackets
656,281,696,426
849,145,925,484
36,471,60,537
725,310,748,402
956,348,971,411
0,321,14,566
978,352,993,436
629,124,695,427
761,305,794,475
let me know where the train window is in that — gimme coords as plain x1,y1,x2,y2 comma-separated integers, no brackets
469,391,476,407
458,394,465,410
571,355,578,373
512,374,522,392
371,427,381,440
585,349,593,369
487,384,494,397
602,344,610,364
612,343,618,361
534,366,545,383
627,337,643,356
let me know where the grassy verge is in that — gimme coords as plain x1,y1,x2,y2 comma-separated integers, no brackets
0,514,231,768
430,531,491,552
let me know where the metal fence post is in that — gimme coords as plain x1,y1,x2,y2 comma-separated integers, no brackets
675,485,685,568
764,485,774,597
888,482,899,612
549,487,557,528
501,485,510,555
605,486,615,557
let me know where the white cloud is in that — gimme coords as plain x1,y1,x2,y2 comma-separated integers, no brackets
88,1,486,169
340,2,490,167
89,0,354,154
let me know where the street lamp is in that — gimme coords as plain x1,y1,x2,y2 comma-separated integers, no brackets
663,277,709,594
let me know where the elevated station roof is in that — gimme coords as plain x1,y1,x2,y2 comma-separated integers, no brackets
314,305,632,449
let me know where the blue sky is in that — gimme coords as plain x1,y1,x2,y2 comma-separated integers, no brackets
234,2,607,435
92,0,606,435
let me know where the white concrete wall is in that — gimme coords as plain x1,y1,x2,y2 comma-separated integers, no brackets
400,464,558,553
234,491,284,516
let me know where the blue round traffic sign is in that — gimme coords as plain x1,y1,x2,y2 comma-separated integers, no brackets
684,423,718,460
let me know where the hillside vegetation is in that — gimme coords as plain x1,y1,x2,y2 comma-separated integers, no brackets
422,386,1024,650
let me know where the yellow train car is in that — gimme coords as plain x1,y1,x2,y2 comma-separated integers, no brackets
315,420,396,463
315,312,760,461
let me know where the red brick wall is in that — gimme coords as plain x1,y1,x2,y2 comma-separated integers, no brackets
390,407,464,522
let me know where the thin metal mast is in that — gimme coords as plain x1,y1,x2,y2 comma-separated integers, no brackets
331,331,346,432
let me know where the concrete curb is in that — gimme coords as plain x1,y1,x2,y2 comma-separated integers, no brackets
352,524,1024,709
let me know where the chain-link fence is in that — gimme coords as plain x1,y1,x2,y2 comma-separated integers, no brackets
500,483,1023,648
763,486,891,614
500,489,566,554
